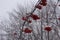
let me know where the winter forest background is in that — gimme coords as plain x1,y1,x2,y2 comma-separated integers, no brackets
0,0,60,40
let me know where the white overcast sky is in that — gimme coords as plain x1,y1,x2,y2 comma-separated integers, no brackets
0,0,38,20
0,0,60,20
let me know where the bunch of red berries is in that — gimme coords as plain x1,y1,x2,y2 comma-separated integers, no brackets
35,0,47,9
23,28,32,33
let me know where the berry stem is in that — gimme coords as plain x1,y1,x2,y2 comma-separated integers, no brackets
48,31,49,40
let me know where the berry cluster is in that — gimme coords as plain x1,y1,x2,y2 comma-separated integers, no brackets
23,28,32,33
35,0,47,9
44,26,52,32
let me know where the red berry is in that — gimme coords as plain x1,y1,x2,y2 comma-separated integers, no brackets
58,17,60,20
44,27,52,31
41,0,47,3
31,14,40,20
40,2,47,6
14,33,17,35
28,20,32,23
22,17,27,20
23,28,32,33
35,4,42,9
